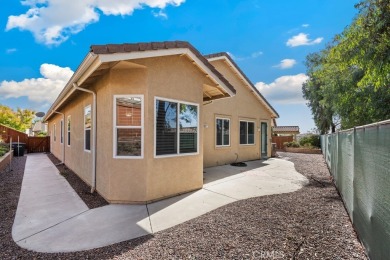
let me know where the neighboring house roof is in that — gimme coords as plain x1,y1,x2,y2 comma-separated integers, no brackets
32,121,47,132
204,52,279,118
44,41,236,121
272,126,300,133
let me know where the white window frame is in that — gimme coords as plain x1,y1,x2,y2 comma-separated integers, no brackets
53,123,56,142
84,105,91,152
60,119,64,144
154,96,200,158
215,117,230,147
67,115,71,147
239,120,255,145
113,95,144,159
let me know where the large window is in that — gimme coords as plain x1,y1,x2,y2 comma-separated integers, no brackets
67,116,71,146
155,98,198,156
216,118,230,146
240,121,255,145
114,95,143,158
84,105,91,151
60,120,64,144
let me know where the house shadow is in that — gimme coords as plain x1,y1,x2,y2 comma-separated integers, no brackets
203,159,269,186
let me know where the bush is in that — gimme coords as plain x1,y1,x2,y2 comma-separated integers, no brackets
0,143,10,157
284,141,300,148
299,134,320,148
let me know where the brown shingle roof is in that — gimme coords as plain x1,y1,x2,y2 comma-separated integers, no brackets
90,41,236,95
272,126,300,133
204,52,279,118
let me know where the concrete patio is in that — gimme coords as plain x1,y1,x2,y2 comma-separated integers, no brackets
12,153,308,253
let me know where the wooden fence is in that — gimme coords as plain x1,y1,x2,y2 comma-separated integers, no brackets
27,136,50,153
0,124,50,153
0,124,28,144
271,136,293,150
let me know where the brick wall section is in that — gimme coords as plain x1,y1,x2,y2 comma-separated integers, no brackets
117,105,141,126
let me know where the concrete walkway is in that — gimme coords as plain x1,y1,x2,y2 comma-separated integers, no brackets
13,153,308,253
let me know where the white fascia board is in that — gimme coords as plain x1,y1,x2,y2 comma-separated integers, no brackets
208,55,278,118
98,48,236,97
44,53,99,121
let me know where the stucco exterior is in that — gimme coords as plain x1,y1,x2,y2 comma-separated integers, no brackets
203,58,274,168
45,42,277,204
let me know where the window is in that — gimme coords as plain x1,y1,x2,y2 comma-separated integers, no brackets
54,123,56,142
60,120,64,144
84,105,91,151
216,118,230,146
67,116,71,146
240,121,255,145
114,95,143,158
155,98,198,156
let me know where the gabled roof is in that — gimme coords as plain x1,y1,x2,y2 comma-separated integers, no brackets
204,52,279,118
272,126,300,133
44,41,236,121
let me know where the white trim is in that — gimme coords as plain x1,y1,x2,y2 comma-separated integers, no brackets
67,115,71,147
84,105,92,152
207,55,278,118
60,119,64,144
239,120,256,145
154,96,200,158
43,53,99,122
113,95,144,159
215,117,231,147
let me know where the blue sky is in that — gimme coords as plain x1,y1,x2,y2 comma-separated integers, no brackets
0,0,358,132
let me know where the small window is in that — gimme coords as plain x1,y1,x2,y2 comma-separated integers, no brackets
54,123,56,142
114,95,143,158
60,120,63,144
84,105,91,151
216,118,230,146
67,116,71,146
240,121,255,145
155,98,198,157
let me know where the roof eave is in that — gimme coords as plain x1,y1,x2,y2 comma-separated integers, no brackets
205,53,279,118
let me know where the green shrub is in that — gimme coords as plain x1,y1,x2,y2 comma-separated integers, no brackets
0,143,10,157
299,134,320,148
284,141,300,148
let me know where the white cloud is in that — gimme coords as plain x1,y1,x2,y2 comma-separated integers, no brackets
0,63,73,104
286,33,323,47
6,48,17,54
273,59,296,69
302,24,309,27
255,73,308,104
6,0,185,46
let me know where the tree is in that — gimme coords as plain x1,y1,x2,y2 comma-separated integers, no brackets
303,0,390,132
0,104,35,132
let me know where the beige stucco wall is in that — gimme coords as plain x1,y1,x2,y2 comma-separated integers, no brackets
48,54,212,204
203,59,273,168
48,92,94,190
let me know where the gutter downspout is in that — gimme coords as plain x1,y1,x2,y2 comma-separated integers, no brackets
52,110,65,165
73,83,97,193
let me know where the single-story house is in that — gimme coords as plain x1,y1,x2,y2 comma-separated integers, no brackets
43,41,278,204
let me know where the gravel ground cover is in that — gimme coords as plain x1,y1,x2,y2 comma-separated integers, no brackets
47,153,108,209
0,152,367,259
